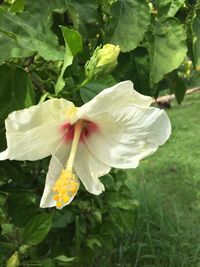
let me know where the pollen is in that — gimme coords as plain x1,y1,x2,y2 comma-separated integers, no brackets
53,169,79,208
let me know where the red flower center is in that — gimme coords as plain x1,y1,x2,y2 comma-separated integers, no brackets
61,120,99,143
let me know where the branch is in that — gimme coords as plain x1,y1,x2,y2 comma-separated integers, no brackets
154,87,200,103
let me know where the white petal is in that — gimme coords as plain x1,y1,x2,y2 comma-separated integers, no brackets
74,143,111,195
0,149,8,160
40,143,74,209
78,81,153,120
1,98,75,161
84,106,171,169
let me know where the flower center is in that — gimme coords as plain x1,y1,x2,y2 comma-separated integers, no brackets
61,120,99,143
53,120,83,208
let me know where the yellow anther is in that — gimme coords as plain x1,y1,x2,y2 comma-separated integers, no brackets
62,194,70,203
53,195,60,201
53,169,79,207
56,201,62,208
70,187,78,194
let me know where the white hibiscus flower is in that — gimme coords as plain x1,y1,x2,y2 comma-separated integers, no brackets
0,81,171,209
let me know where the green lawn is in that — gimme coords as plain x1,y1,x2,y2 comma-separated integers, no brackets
120,93,200,267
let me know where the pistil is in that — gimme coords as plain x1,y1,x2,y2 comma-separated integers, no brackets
53,120,83,208
66,120,83,171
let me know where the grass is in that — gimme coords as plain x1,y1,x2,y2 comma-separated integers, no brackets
117,93,200,267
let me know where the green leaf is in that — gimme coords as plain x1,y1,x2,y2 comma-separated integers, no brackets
170,72,186,104
192,7,200,70
86,237,102,250
0,192,7,206
0,64,35,123
23,213,53,246
53,210,75,228
149,17,187,84
10,0,25,12
80,75,116,103
105,0,150,52
70,0,98,24
41,259,56,267
0,31,30,66
0,0,66,64
1,223,15,237
106,192,139,210
155,0,185,17
55,26,82,94
55,255,76,263
155,0,171,15
7,192,38,227
120,48,152,96
131,49,152,95
167,0,185,17
25,0,67,22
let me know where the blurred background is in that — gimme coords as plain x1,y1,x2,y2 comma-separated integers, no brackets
0,0,200,266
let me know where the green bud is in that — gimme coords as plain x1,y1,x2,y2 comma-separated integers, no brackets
85,44,120,80
6,252,20,267
19,244,30,255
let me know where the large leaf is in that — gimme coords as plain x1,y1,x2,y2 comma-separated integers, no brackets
122,48,153,96
24,0,67,23
0,0,67,64
149,17,187,84
131,51,152,95
0,64,35,123
67,0,98,40
23,213,53,246
105,0,150,52
55,26,82,94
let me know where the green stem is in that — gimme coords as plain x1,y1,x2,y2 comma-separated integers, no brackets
69,78,90,94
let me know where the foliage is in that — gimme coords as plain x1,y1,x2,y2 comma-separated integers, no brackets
0,0,200,266
0,166,138,266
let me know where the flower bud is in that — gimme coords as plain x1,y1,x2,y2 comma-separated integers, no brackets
6,252,20,267
85,44,120,80
19,244,30,255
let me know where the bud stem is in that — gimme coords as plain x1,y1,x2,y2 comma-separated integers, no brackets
70,78,91,94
